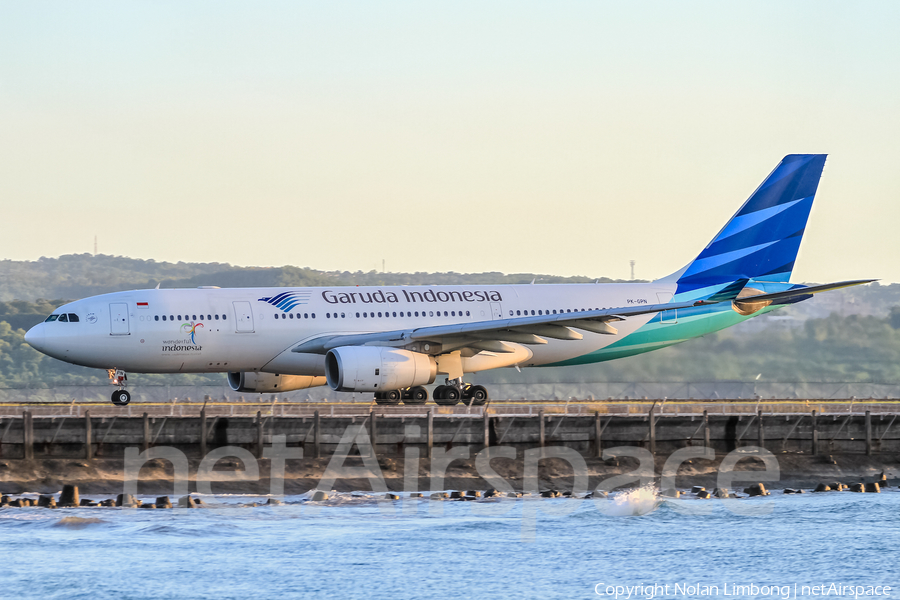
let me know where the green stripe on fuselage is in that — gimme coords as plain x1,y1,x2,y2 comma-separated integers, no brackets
544,303,781,367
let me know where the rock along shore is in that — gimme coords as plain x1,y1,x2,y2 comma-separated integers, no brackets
0,453,896,496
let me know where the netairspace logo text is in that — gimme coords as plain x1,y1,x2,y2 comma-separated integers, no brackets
594,583,893,600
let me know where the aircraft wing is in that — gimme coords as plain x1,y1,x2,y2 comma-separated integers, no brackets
291,279,874,355
291,298,700,355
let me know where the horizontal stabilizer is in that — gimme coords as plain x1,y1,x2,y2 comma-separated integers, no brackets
733,279,876,307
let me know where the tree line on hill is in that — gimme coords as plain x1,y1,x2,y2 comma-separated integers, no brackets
0,253,628,303
1,253,899,389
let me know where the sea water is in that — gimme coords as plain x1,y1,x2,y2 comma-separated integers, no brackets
1,489,898,599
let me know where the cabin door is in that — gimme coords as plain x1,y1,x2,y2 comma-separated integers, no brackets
109,303,130,335
490,302,503,319
233,301,255,332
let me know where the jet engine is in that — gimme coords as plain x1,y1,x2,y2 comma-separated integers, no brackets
325,347,437,392
227,371,326,393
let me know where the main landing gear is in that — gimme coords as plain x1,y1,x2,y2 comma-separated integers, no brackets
373,379,489,406
433,378,488,407
108,368,131,406
374,386,429,406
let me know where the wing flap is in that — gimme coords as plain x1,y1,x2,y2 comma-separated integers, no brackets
472,331,548,345
512,325,583,340
569,319,619,335
469,340,517,353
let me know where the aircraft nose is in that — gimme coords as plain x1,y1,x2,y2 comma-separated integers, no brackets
24,324,45,353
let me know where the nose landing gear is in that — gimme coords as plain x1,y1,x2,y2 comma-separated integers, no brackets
108,369,131,406
111,389,131,406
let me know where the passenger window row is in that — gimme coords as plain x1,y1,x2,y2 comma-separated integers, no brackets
153,314,227,322
287,310,473,320
47,307,602,325
277,308,600,321
44,313,79,323
509,308,600,316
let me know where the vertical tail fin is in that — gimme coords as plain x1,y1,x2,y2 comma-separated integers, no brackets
670,154,827,296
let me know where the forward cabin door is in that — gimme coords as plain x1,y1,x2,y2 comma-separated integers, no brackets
233,301,255,332
109,303,129,335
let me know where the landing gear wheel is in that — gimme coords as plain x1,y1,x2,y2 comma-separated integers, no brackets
402,386,428,405
111,390,131,406
375,390,401,405
469,385,488,405
433,385,459,406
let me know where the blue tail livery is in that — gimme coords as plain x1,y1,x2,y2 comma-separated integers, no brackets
670,154,827,299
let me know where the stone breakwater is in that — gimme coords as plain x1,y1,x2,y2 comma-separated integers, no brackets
0,452,897,497
1,476,895,513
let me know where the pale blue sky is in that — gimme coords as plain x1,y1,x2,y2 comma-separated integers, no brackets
1,2,898,282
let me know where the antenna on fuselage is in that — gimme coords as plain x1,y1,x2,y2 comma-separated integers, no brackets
155,282,161,289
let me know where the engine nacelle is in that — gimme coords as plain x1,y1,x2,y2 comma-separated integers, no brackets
227,371,326,393
325,347,437,392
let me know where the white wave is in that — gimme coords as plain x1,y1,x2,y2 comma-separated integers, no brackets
597,486,661,517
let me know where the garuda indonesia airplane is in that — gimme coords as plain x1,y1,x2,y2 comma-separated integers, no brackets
25,155,871,406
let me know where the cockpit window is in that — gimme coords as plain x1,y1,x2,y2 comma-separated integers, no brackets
58,314,68,322
68,313,79,322
45,314,59,322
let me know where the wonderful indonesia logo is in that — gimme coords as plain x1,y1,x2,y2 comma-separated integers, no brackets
161,322,204,352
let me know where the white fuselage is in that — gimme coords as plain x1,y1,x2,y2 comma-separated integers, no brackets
25,283,678,376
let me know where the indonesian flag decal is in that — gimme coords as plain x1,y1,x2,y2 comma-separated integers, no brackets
137,302,149,309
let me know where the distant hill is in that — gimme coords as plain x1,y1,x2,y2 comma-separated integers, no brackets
2,253,900,389
0,253,632,303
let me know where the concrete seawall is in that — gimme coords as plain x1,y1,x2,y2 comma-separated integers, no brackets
1,399,898,459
